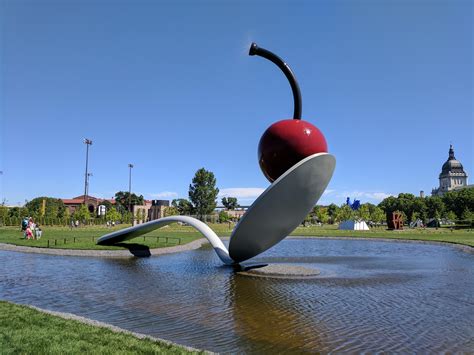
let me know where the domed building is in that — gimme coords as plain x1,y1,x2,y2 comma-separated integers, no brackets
432,145,469,196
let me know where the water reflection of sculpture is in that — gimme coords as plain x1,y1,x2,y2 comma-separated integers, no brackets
228,275,330,352
98,43,335,266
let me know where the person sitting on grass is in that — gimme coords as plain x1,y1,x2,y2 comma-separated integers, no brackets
25,226,34,240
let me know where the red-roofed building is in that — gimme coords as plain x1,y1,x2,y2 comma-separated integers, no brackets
61,195,116,214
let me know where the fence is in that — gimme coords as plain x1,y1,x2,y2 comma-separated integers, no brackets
41,236,181,248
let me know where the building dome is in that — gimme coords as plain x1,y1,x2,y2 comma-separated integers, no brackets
432,144,469,196
440,145,466,177
441,159,464,174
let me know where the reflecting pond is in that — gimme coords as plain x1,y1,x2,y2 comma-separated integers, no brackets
1,239,473,352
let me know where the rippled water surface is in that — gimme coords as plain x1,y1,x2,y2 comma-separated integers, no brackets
1,239,473,352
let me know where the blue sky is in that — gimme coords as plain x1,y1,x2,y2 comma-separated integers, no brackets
1,0,472,207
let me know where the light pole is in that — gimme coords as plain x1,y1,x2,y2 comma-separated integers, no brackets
83,139,93,205
128,163,134,213
86,173,93,199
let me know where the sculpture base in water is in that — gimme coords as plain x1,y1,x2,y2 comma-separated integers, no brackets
238,264,321,279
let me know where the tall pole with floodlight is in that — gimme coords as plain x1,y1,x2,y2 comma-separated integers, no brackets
83,139,93,206
128,163,134,214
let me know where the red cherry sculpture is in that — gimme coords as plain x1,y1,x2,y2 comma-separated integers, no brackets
250,43,328,182
258,119,327,182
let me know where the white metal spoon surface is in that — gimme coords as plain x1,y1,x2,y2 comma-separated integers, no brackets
229,152,335,262
97,215,233,264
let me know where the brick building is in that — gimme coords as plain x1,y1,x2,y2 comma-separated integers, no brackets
61,195,116,214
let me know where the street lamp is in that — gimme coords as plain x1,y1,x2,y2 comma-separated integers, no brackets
83,139,93,205
128,163,134,213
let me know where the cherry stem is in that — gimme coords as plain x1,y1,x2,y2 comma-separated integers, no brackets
249,42,302,120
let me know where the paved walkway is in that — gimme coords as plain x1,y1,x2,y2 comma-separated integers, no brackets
0,238,208,258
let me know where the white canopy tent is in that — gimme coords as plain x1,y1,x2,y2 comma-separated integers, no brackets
338,220,370,231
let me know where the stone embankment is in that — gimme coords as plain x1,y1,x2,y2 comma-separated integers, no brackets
0,238,208,258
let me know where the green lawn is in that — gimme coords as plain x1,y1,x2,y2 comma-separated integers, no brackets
0,301,200,354
0,225,202,250
291,224,474,247
0,222,472,250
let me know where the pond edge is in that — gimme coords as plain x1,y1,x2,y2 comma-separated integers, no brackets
0,236,472,257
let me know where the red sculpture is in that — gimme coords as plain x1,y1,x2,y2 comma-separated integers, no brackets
389,211,404,230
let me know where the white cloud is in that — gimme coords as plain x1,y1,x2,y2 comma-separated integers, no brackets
149,191,178,199
323,189,335,195
340,191,393,201
219,187,265,200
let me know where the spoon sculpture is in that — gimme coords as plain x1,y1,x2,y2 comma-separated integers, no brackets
97,43,336,265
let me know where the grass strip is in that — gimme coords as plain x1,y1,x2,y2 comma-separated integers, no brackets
0,301,204,354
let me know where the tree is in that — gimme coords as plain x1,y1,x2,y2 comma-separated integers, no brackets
412,211,421,222
379,196,398,220
25,197,66,219
63,208,71,224
327,204,339,224
188,168,219,220
302,213,312,226
365,203,377,214
106,207,121,223
379,194,425,224
443,188,474,218
356,204,370,221
396,193,417,223
370,207,385,224
335,205,354,222
122,211,133,224
73,204,91,224
164,206,179,217
446,211,457,222
460,208,473,224
411,197,427,222
115,203,127,215
21,207,30,219
315,207,329,224
114,191,144,212
221,197,239,210
218,210,230,223
0,206,9,220
171,199,194,215
8,207,20,218
101,200,113,211
425,196,445,220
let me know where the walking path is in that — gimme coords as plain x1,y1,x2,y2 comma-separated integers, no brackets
0,238,208,257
